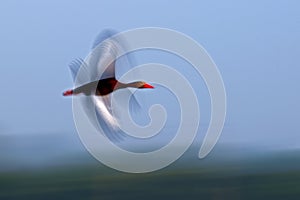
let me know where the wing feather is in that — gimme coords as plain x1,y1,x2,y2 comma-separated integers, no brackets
68,29,142,141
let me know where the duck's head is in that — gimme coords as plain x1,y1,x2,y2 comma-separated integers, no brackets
139,82,154,89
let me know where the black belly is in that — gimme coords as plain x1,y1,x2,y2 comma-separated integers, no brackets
96,77,117,95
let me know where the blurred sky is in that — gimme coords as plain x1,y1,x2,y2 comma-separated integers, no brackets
0,0,299,151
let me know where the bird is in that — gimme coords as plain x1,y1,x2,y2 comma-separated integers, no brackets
62,76,153,97
63,29,154,140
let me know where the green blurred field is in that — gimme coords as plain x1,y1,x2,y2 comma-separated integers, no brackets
1,134,300,200
1,163,300,200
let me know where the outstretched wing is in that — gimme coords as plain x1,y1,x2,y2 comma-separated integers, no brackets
68,29,141,141
91,29,118,50
68,58,90,86
90,29,138,81
69,57,123,140
89,29,142,109
88,29,119,81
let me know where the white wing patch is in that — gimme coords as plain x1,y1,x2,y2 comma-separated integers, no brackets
92,95,119,132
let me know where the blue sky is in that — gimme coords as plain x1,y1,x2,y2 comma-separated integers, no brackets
0,0,299,151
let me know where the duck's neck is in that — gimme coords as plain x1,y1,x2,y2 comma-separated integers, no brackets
116,81,143,89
